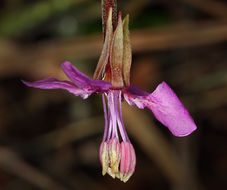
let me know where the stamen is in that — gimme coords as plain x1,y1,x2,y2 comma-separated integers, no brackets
116,90,129,142
102,94,108,141
107,115,112,140
99,90,136,182
109,91,117,139
118,91,130,142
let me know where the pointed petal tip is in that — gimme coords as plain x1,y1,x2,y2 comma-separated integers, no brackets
61,60,71,67
60,61,74,71
61,61,68,66
123,14,129,24
158,81,168,88
118,11,122,19
21,79,31,87
62,60,71,64
21,79,48,87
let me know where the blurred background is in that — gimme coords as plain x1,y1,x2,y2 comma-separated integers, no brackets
0,0,227,189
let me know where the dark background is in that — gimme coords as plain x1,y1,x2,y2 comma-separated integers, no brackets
0,0,226,189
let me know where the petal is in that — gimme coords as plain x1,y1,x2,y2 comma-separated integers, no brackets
87,79,112,92
61,61,94,87
124,85,149,109
22,78,90,99
126,85,149,96
124,82,197,137
61,61,112,92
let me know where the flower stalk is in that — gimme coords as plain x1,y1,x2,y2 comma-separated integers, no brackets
102,0,117,38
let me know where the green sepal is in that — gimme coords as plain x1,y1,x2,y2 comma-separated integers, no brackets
122,14,131,87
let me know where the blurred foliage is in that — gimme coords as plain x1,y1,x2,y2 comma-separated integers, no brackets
0,0,175,39
131,10,173,29
0,0,79,37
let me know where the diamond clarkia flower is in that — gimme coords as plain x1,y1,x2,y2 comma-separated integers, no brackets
22,8,197,182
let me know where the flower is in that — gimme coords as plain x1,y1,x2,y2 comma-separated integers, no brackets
22,8,197,182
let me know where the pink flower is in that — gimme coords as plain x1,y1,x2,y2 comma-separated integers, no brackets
22,8,197,182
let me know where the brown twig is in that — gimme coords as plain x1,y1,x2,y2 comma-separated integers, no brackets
182,0,227,19
37,116,103,149
0,21,227,78
0,146,69,190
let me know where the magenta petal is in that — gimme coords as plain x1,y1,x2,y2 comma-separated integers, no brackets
87,79,112,92
61,61,92,87
126,85,149,96
148,82,197,136
61,61,111,91
124,82,197,137
22,78,90,99
22,62,112,98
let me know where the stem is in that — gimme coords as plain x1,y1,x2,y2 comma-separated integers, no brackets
102,0,117,38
